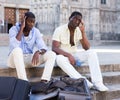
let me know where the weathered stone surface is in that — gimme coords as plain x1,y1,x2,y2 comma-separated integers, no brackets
92,84,120,100
1,64,120,100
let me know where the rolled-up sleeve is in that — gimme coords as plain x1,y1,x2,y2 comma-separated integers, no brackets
9,26,21,52
52,27,61,42
35,29,48,50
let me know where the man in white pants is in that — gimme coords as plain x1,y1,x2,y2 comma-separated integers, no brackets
52,11,108,91
7,12,56,82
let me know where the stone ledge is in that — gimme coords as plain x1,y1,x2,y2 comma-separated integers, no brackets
0,64,120,79
86,71,120,84
1,64,120,100
91,84,120,100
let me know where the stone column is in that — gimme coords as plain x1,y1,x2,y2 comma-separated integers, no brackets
59,0,68,25
89,0,101,45
116,0,120,36
0,3,4,33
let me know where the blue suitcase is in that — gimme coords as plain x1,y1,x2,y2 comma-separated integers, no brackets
0,76,31,100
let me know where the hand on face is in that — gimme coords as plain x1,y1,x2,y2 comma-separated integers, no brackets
21,16,26,30
79,20,85,33
25,17,35,31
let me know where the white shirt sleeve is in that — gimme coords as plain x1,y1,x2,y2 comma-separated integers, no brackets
52,27,61,42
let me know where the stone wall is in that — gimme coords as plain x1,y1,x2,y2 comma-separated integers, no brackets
1,0,120,41
30,0,120,41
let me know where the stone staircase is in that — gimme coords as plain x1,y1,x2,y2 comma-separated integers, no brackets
0,64,120,100
0,33,120,99
0,34,9,46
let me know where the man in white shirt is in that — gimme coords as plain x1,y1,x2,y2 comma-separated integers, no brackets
52,11,108,91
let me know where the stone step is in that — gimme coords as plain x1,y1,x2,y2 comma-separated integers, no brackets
1,65,120,100
0,64,120,77
92,84,120,100
1,64,120,85
113,98,120,100
86,71,120,85
75,64,120,74
28,72,120,86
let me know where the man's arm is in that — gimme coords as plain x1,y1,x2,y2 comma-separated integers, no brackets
52,40,69,56
32,30,47,66
79,21,90,50
16,16,26,41
52,40,75,65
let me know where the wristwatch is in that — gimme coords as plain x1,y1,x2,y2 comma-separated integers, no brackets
38,49,44,55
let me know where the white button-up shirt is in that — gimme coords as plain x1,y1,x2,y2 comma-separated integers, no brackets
52,24,82,53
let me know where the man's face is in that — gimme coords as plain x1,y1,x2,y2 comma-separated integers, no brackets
69,15,82,28
25,17,35,30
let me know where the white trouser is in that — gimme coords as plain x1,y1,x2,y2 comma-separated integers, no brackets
56,49,103,84
7,47,56,81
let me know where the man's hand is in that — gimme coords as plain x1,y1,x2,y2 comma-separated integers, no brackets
79,20,85,33
67,54,76,65
79,20,90,50
20,16,26,30
16,16,27,41
32,51,40,66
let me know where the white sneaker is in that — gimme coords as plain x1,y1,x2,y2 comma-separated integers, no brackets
86,79,93,88
94,83,109,92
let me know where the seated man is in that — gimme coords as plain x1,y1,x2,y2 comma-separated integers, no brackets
52,11,108,91
7,12,56,82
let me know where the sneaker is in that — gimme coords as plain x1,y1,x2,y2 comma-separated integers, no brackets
86,79,93,88
94,83,109,92
31,81,49,94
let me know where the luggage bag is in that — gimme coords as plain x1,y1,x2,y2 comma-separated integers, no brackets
58,77,92,100
0,76,31,100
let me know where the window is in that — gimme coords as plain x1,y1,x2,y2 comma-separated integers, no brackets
101,0,106,4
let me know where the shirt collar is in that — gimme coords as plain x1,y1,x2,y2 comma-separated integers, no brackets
66,23,78,33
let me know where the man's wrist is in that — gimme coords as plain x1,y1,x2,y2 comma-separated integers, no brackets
38,49,46,55
81,31,85,34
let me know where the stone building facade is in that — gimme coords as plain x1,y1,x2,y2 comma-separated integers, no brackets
0,0,120,41
0,0,30,33
30,0,120,41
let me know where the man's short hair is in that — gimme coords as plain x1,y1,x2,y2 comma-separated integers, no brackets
69,11,82,20
25,12,35,19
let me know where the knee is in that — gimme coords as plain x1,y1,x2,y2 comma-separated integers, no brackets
56,55,66,64
87,49,97,56
12,47,23,55
46,51,56,59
